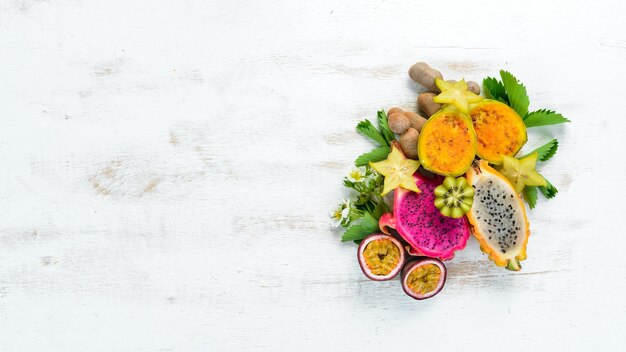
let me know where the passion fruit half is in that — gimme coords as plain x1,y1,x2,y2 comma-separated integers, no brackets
401,258,447,300
357,234,406,281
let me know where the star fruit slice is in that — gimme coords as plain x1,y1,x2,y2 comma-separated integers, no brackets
497,152,547,194
369,145,421,196
433,78,482,113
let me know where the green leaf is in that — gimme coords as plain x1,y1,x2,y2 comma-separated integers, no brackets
377,110,396,144
361,211,379,229
341,212,379,242
539,179,558,199
355,146,390,167
483,76,508,103
341,224,369,242
527,139,558,162
500,70,530,117
524,109,570,127
356,119,388,146
523,186,538,209
370,200,387,220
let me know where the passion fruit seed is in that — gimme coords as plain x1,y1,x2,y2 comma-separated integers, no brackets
358,234,406,281
401,258,447,299
363,239,401,276
406,263,441,296
434,176,475,218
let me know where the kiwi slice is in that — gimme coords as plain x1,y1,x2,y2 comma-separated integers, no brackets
434,176,474,218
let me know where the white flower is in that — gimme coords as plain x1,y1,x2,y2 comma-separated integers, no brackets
363,168,380,186
330,199,351,227
330,207,343,227
341,200,350,217
347,167,367,183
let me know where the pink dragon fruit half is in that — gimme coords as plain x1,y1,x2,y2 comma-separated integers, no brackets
379,172,470,261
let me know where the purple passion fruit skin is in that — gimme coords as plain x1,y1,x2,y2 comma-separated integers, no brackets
357,234,406,281
401,258,447,300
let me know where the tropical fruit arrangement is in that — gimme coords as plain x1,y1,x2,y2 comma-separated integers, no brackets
331,62,569,300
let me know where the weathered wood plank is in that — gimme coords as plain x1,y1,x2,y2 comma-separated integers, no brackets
0,0,625,350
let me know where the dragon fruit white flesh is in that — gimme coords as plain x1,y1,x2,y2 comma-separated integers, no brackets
466,160,530,271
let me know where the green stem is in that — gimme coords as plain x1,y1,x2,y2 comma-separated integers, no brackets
375,194,390,213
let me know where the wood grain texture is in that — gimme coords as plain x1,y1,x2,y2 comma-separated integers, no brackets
1,0,625,351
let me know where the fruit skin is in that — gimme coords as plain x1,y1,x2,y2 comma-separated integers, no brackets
399,127,419,159
469,100,527,164
465,160,530,271
387,107,404,116
388,108,427,132
403,111,427,132
408,62,443,92
466,81,481,95
388,112,410,134
378,172,470,260
417,92,441,117
417,107,477,177
357,234,406,281
401,258,447,300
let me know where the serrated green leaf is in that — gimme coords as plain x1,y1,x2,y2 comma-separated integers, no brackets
354,146,390,167
341,212,379,242
377,110,396,144
362,211,379,229
523,186,538,209
356,119,388,146
524,109,571,127
527,139,558,162
341,224,369,242
483,76,508,103
500,70,530,117
539,179,558,199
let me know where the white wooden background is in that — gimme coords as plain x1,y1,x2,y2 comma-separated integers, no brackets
1,0,625,351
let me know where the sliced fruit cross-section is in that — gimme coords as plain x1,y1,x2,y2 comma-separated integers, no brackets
357,234,406,280
497,152,547,194
369,144,421,196
465,161,530,271
469,100,527,164
418,107,477,177
379,172,470,260
433,79,482,113
434,176,474,218
401,258,447,300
